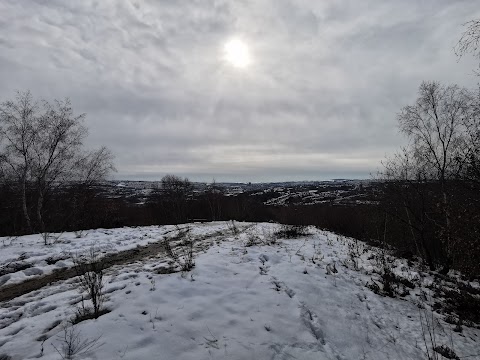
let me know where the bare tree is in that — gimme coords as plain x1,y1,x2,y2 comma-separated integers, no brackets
456,19,480,74
75,147,115,186
29,98,88,236
454,20,480,179
455,19,480,178
383,81,479,272
381,147,436,269
161,174,193,223
0,91,37,231
0,91,115,239
206,179,223,221
397,81,475,183
462,89,480,182
67,146,115,232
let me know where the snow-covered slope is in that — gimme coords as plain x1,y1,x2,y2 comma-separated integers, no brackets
0,223,478,359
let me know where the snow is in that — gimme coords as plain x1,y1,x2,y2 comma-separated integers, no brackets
0,223,478,359
0,223,227,287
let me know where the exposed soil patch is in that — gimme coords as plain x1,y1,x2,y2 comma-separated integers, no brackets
0,240,167,303
0,262,32,277
0,227,232,303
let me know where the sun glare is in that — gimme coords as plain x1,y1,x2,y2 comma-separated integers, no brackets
223,38,251,69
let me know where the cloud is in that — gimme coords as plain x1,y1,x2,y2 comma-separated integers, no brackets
1,0,480,182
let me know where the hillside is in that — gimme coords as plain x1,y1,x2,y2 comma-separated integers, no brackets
0,222,478,359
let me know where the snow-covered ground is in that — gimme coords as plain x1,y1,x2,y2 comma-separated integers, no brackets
0,223,478,359
0,223,227,287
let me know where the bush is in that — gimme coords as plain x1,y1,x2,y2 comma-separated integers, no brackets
366,249,414,298
433,345,459,360
227,220,239,235
245,234,261,247
52,322,102,360
432,276,480,327
73,247,106,320
163,227,195,272
275,224,310,239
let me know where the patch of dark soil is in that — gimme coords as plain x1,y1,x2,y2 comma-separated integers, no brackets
0,241,167,303
71,308,111,325
275,224,310,239
0,225,230,303
154,266,176,274
0,262,31,276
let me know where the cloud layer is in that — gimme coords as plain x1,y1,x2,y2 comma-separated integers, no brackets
1,0,479,181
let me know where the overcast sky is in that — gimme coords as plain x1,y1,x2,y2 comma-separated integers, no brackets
1,0,479,182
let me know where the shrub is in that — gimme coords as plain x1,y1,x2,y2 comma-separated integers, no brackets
52,322,102,360
275,224,310,239
433,345,459,360
73,247,106,320
245,234,261,247
366,249,414,297
433,277,480,327
227,220,239,235
163,227,195,272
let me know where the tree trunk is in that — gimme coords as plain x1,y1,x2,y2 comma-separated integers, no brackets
21,174,32,232
403,202,422,258
440,186,452,274
37,189,46,242
420,232,435,271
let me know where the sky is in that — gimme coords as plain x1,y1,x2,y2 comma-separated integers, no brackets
1,0,480,183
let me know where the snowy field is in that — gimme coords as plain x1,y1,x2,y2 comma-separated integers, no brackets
0,222,479,359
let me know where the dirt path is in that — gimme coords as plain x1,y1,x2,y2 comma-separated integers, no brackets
0,226,239,303
0,240,169,303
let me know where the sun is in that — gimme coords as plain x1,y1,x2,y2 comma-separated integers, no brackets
223,38,252,69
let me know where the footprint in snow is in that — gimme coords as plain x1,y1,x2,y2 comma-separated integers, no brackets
31,304,57,317
356,293,367,302
23,267,43,276
259,254,270,275
6,325,24,336
270,278,295,298
284,287,296,298
299,305,326,345
259,265,270,275
43,319,62,334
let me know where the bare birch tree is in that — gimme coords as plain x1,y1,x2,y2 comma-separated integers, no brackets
397,82,475,182
29,98,88,235
384,81,478,271
0,91,115,239
455,19,480,179
456,19,480,74
0,91,37,231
